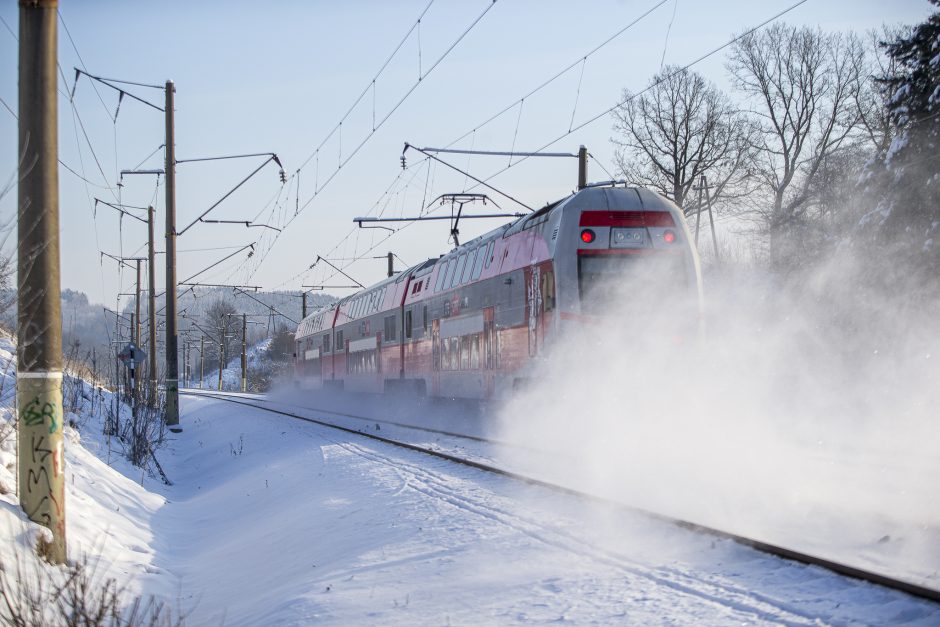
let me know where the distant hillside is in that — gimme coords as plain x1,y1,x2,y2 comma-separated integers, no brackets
0,286,337,384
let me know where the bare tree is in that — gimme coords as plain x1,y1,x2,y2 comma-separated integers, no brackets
727,24,865,268
0,254,14,318
611,66,754,212
855,26,910,158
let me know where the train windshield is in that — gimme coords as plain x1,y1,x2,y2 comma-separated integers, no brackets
578,253,688,316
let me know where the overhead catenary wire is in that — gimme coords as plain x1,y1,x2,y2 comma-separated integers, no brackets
462,0,814,195
256,0,669,293
280,0,815,297
443,0,670,150
289,0,499,221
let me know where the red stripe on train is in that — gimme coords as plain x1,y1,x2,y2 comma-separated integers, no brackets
579,210,675,228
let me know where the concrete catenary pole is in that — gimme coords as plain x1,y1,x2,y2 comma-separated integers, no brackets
387,252,394,278
164,80,180,430
17,0,66,563
301,292,307,320
240,313,247,392
577,145,587,190
147,205,157,406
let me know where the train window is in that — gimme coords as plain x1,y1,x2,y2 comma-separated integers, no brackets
423,305,428,333
435,260,451,292
461,248,478,284
440,337,450,370
322,333,331,353
384,315,397,342
404,309,413,339
335,330,344,350
450,254,467,289
542,271,555,311
471,244,487,280
444,257,460,290
484,241,495,268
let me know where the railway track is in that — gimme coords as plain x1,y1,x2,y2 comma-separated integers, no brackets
181,388,940,605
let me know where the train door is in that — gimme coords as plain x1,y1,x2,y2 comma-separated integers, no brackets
483,307,495,396
527,265,555,356
431,318,441,396
527,266,543,356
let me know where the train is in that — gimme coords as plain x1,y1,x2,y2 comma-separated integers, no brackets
293,184,703,399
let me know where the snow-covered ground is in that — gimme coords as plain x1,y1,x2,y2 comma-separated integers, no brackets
1,327,939,624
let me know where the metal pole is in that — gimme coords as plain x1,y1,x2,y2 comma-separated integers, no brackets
387,252,394,278
199,336,205,389
134,261,141,346
134,259,142,399
241,313,247,393
703,176,721,266
694,177,704,246
129,313,137,418
577,145,587,190
218,316,224,392
301,292,307,320
147,206,157,406
17,0,66,563
164,79,180,430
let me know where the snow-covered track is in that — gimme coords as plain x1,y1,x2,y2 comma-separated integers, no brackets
181,388,940,606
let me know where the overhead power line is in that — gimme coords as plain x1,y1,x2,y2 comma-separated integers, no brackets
465,0,814,194
279,0,815,296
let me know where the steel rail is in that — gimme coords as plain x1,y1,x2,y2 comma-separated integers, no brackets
180,389,940,605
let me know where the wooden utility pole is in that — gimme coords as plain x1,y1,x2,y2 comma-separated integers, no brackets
164,80,180,430
240,313,247,392
147,205,158,405
17,0,66,563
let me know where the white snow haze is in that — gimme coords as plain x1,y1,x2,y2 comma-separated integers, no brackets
494,248,939,589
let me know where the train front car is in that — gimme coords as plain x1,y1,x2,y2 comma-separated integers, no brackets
485,184,703,396
552,185,703,328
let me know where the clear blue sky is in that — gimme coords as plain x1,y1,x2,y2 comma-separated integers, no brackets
0,0,933,308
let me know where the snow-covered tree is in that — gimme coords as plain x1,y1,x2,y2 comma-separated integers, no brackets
857,2,940,289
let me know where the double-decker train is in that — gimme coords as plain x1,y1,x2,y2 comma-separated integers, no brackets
294,184,703,399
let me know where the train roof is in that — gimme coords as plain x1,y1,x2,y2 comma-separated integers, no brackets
295,185,680,336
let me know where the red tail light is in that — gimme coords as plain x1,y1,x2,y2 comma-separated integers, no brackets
663,230,677,244
581,229,596,244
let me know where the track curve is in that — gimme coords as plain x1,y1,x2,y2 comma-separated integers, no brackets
181,388,940,605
